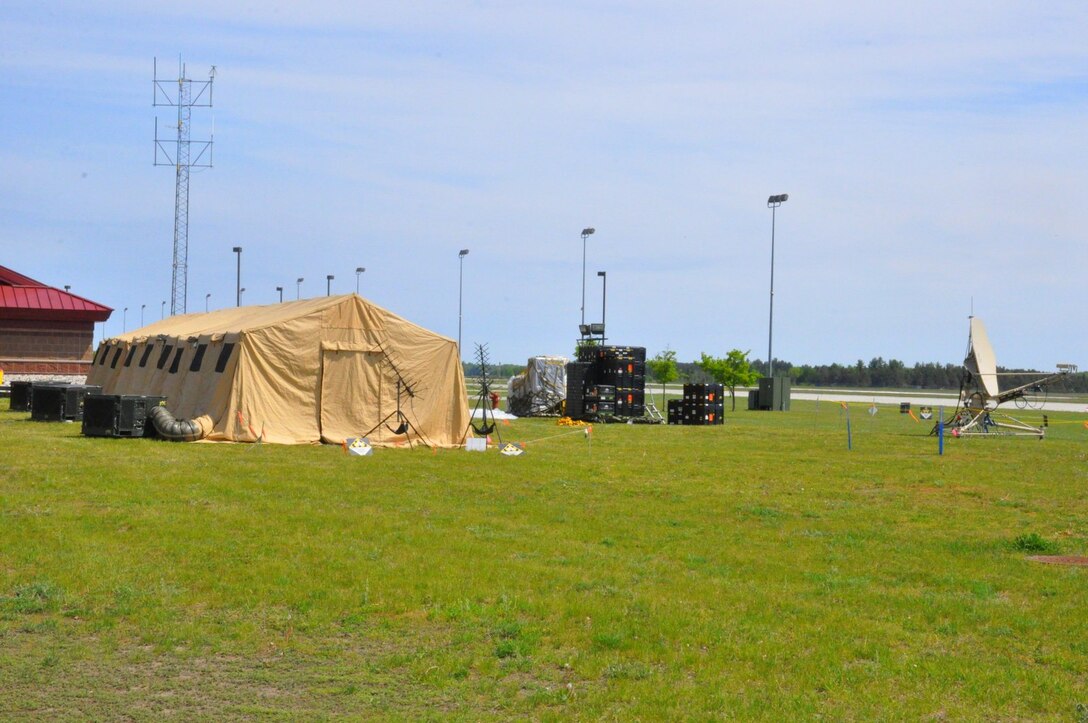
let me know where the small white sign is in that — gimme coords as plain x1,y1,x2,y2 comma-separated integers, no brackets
500,442,525,457
465,438,487,452
346,437,373,456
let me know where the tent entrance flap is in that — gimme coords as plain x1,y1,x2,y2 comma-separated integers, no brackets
319,348,395,444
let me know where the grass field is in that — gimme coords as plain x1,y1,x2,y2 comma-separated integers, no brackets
2,398,1087,719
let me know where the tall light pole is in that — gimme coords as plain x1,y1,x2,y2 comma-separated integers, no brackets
458,249,469,355
597,271,607,340
123,307,128,333
296,277,304,300
232,246,243,307
161,300,166,319
326,275,334,296
580,227,595,327
276,286,283,302
240,287,245,303
141,304,146,326
767,194,788,378
355,267,365,294
205,293,211,312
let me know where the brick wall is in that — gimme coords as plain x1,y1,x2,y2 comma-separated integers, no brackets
0,319,96,375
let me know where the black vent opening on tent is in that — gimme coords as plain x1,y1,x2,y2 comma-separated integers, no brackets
214,343,235,373
169,348,184,374
139,344,155,368
123,347,137,367
96,345,108,365
110,348,124,369
190,344,207,372
157,345,173,370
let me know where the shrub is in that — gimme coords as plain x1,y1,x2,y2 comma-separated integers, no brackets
5,580,64,615
1011,533,1058,554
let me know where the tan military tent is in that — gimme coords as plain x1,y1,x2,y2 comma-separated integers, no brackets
86,294,470,447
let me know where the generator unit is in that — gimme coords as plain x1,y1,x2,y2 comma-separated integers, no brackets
81,395,168,438
9,381,33,411
29,384,103,422
9,381,66,412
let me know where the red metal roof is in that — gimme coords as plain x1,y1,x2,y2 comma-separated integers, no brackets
0,265,112,322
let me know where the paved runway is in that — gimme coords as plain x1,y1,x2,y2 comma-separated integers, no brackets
787,389,1088,413
650,385,1088,414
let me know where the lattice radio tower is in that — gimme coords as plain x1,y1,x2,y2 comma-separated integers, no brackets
153,56,214,315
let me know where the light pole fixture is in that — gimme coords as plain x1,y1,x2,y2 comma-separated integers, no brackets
205,293,211,312
141,304,146,326
355,267,365,294
296,277,304,300
123,307,128,333
64,285,71,292
276,286,283,302
580,227,595,327
767,193,789,378
597,271,607,340
326,275,334,296
240,287,246,303
161,300,166,319
458,249,469,354
232,246,243,307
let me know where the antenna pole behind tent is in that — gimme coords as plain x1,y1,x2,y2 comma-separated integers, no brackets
464,343,502,446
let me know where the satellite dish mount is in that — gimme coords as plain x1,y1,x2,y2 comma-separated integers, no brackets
938,317,1076,438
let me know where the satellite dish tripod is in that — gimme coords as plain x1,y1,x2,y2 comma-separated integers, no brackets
935,317,1076,438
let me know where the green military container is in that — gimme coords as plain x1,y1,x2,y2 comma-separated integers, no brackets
756,376,791,411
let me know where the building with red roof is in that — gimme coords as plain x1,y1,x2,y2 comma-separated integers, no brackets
0,265,112,378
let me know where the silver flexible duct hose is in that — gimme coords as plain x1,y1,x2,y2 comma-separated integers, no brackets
148,405,207,442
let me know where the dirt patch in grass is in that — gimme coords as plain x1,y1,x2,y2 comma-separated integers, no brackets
0,627,474,719
1026,555,1088,567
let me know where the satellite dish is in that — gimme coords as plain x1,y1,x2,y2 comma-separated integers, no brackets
940,316,1077,438
964,317,1000,399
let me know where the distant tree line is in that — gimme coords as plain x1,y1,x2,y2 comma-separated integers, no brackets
463,362,524,380
467,357,1088,393
753,357,1086,392
670,357,1087,392
757,357,963,389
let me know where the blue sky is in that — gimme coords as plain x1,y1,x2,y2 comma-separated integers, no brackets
2,2,1085,370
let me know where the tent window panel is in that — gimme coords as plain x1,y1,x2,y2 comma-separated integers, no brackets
96,345,108,365
214,343,235,373
123,347,137,367
139,345,155,368
189,344,208,372
157,345,173,370
169,348,184,374
110,348,124,369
